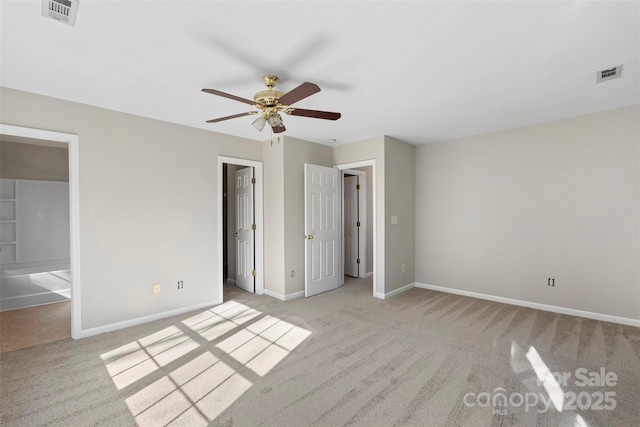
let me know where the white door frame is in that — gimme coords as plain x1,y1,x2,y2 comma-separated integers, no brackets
336,160,377,297
0,124,82,339
217,156,264,301
342,169,367,280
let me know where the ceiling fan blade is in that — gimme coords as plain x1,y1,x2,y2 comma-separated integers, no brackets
271,124,286,134
202,89,257,106
278,82,320,106
287,108,341,121
206,112,256,123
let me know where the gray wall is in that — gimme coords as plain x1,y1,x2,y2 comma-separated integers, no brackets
263,136,333,297
1,141,69,181
263,139,286,295
334,136,416,296
334,136,386,296
415,105,640,320
384,136,416,292
3,86,635,328
1,87,263,330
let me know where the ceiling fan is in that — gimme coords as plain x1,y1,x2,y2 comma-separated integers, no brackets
202,75,341,134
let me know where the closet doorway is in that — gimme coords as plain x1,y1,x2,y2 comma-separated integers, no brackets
218,156,264,302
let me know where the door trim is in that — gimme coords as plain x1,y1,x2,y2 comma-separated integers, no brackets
0,124,81,339
217,156,264,301
335,160,377,297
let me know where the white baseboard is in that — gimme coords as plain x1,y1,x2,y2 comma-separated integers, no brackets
414,283,640,328
376,282,416,300
263,289,305,301
81,300,221,338
366,272,374,278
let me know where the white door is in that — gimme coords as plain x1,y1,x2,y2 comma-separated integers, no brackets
235,167,255,293
343,175,359,277
305,164,341,297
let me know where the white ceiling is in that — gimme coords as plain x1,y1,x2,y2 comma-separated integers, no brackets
1,1,638,146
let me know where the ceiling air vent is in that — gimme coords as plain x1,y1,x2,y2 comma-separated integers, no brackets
41,0,79,26
596,65,623,83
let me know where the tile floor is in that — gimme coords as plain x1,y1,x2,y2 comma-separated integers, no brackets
0,302,71,353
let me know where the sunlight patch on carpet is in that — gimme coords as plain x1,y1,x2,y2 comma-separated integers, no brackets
101,325,199,390
217,315,312,376
125,352,251,427
101,299,311,424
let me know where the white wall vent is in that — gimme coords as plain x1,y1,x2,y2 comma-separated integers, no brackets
596,65,623,83
41,0,79,27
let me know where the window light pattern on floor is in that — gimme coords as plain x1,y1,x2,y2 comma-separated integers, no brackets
100,300,311,426
101,325,199,390
215,314,311,376
125,352,251,426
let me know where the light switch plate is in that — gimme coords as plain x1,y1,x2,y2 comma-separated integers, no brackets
391,216,398,224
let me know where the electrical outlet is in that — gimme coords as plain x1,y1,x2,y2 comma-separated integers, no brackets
177,280,184,290
153,283,160,294
290,270,295,278
547,278,555,287
402,264,406,273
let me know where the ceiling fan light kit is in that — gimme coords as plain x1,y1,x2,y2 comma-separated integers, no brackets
202,74,341,136
252,115,267,132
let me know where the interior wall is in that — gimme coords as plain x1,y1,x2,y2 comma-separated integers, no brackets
384,136,416,292
262,139,286,296
333,136,386,297
415,105,640,320
0,140,71,271
0,141,69,181
0,87,263,331
283,136,333,295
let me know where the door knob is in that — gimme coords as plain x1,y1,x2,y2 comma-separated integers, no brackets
306,235,314,240
234,232,239,237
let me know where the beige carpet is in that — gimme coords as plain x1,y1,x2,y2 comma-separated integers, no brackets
1,277,638,426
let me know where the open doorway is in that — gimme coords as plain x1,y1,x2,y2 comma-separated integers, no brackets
0,124,81,347
343,169,368,280
336,160,377,297
218,156,264,303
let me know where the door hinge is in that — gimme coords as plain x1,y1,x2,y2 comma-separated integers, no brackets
357,221,361,227
357,259,361,264
252,223,256,230
251,177,256,184
357,184,361,190
252,270,257,277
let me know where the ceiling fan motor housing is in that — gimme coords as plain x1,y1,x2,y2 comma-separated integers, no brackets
254,90,284,106
254,75,284,107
